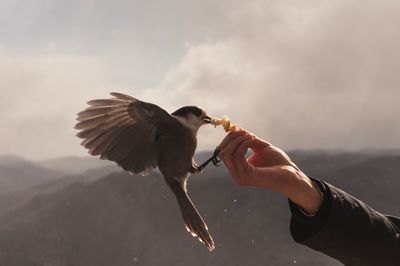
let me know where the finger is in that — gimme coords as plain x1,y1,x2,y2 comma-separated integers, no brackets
221,152,238,179
218,130,246,150
220,136,254,183
248,137,271,152
228,139,259,186
219,134,252,158
219,134,251,180
233,138,257,160
233,139,257,174
218,130,247,151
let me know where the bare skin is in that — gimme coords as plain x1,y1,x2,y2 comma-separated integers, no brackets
218,129,323,215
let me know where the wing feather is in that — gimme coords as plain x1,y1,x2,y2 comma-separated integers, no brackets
87,98,129,106
110,92,136,101
75,92,180,174
90,127,128,156
77,105,126,121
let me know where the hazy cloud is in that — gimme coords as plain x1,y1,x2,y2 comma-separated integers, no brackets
153,0,400,150
1,0,399,159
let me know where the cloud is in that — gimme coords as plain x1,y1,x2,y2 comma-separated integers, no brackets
1,0,400,159
152,0,400,150
0,49,117,158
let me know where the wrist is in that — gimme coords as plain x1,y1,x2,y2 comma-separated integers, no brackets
287,172,323,215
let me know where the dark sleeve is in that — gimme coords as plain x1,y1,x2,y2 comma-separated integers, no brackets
289,178,400,265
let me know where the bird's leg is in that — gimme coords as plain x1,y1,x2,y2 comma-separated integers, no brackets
189,164,200,174
194,158,212,173
192,147,222,174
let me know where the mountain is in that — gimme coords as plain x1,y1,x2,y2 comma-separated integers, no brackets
0,155,117,215
0,164,117,216
0,155,65,195
290,152,400,214
0,169,340,266
0,150,399,266
38,156,115,175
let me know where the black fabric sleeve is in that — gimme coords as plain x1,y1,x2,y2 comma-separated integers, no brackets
288,178,400,265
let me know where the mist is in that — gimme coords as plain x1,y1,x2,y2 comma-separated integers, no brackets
1,0,400,159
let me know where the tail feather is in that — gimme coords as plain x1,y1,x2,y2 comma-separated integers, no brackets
175,190,215,251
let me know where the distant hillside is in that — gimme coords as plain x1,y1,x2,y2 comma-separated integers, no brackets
38,156,115,175
0,155,117,215
0,170,340,266
0,164,117,216
290,152,400,214
0,150,399,266
0,155,65,195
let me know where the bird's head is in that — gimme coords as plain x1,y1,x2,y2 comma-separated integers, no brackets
172,106,212,132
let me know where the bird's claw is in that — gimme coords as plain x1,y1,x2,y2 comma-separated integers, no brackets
211,147,221,166
195,147,222,174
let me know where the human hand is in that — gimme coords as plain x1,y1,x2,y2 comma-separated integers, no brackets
218,129,323,215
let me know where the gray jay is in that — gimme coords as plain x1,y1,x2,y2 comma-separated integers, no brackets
75,92,218,251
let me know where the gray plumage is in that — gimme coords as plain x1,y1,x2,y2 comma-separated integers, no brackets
75,92,215,250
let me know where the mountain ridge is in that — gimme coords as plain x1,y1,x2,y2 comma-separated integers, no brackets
0,150,399,266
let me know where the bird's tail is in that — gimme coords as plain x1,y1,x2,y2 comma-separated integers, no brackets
174,186,215,251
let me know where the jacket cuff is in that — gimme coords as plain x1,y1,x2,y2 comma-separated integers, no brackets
288,177,332,242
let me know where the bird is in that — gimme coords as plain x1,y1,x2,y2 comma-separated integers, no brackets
75,92,216,251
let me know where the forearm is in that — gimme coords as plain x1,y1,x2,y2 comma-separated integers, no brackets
283,170,323,215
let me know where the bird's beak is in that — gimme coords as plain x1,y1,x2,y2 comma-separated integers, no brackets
202,115,212,124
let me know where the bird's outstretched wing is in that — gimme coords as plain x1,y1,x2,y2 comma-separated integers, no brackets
75,92,178,174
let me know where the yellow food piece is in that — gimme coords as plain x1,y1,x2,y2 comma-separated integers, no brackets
211,116,239,132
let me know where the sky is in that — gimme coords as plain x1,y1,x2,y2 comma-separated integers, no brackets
1,0,400,159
